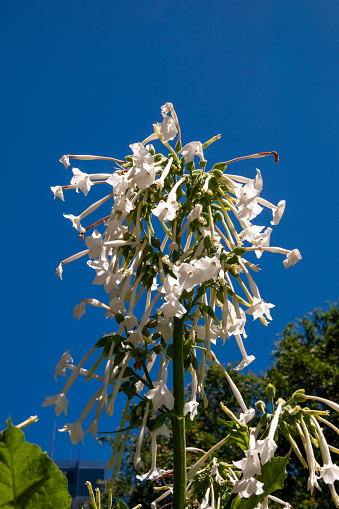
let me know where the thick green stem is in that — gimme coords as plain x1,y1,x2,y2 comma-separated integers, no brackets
170,316,186,509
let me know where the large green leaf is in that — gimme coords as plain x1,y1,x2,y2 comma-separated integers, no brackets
0,418,71,509
231,453,289,509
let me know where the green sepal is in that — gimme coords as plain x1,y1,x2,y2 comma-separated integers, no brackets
151,236,161,250
233,247,247,255
212,162,227,171
203,236,212,249
213,169,224,178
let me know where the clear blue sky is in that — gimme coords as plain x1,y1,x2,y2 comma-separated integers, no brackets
1,0,338,463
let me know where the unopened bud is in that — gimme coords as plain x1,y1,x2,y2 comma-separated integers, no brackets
266,383,276,399
260,413,270,426
291,389,306,403
255,400,266,414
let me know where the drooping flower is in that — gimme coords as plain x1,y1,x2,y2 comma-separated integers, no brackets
109,297,126,315
187,203,203,222
239,224,265,243
254,436,277,465
246,297,275,321
42,393,69,416
235,355,256,371
73,298,112,319
156,157,173,190
283,248,302,268
113,195,135,214
154,115,178,142
130,142,154,168
63,213,86,233
87,260,124,293
59,421,85,445
54,351,73,381
239,408,256,424
271,200,286,225
300,417,320,494
132,163,156,190
50,185,65,201
184,400,199,420
160,102,173,116
145,380,174,411
152,199,178,222
71,168,93,196
179,141,204,163
235,169,263,209
104,218,128,239
232,477,265,498
136,467,167,482
254,401,283,465
59,154,70,169
233,431,261,479
156,316,173,343
311,416,339,485
253,228,272,258
106,172,131,194
85,230,105,259
176,255,221,292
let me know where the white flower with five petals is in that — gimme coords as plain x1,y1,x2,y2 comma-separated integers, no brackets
145,381,174,411
246,298,275,321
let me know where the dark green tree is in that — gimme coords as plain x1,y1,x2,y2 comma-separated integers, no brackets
266,302,339,508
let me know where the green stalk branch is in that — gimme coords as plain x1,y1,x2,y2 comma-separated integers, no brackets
170,316,186,509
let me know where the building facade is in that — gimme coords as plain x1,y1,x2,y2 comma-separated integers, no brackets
55,459,109,509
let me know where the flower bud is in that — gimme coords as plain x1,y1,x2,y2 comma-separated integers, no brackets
255,400,266,414
266,383,276,399
260,413,270,426
291,389,306,402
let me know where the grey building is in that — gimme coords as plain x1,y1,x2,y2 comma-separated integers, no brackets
55,458,110,509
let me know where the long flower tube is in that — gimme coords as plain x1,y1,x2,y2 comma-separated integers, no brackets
300,417,321,494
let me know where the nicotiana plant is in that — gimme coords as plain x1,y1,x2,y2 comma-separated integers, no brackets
44,103,339,508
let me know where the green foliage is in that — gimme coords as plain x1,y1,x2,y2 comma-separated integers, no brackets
0,418,71,509
266,302,339,507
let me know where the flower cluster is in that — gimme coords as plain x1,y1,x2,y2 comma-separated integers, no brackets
46,103,303,487
180,387,339,509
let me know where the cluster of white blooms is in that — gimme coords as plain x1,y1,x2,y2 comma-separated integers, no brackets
182,387,339,508
231,402,283,499
46,103,304,486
